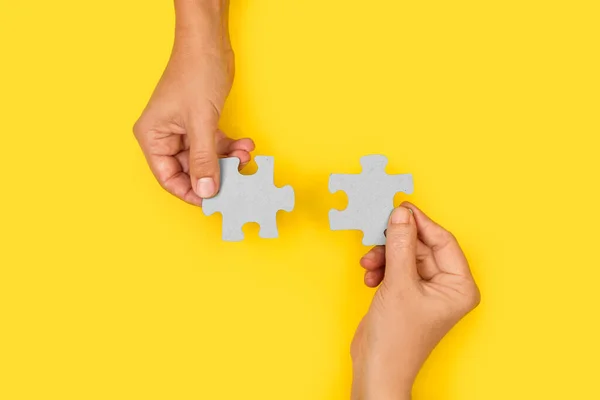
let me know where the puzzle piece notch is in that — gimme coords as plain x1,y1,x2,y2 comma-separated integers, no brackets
329,155,413,246
202,156,295,241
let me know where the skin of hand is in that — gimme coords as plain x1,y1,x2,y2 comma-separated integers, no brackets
351,202,481,400
133,0,254,206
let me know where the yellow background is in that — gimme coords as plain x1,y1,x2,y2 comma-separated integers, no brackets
1,0,599,399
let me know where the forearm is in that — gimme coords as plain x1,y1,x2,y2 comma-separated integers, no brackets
352,334,421,400
173,0,230,49
352,368,413,400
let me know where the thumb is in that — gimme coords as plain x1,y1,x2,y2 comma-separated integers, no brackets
384,206,419,285
188,113,220,199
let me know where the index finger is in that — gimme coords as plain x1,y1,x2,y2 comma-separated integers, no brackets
150,153,203,207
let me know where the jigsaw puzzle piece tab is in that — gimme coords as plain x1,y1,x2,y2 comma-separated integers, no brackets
359,154,389,173
360,215,390,246
386,174,415,195
328,173,352,194
221,215,245,242
254,155,274,177
275,185,295,213
257,214,278,239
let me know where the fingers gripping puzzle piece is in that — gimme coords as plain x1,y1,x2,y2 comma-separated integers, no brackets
202,156,295,241
329,155,414,245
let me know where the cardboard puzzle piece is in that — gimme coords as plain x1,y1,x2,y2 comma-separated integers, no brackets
329,155,414,245
202,156,295,241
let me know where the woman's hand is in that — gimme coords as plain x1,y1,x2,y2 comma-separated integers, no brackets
352,203,480,399
134,0,253,206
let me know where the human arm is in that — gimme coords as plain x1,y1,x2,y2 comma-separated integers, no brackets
352,203,481,399
134,0,254,206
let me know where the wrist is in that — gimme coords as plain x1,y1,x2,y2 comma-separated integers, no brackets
174,0,230,49
353,361,414,400
366,377,413,400
377,386,412,400
353,384,412,400
175,0,226,15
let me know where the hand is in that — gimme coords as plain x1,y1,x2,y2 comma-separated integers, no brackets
133,3,254,206
351,203,480,399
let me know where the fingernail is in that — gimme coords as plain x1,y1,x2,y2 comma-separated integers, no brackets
197,178,216,198
390,207,411,224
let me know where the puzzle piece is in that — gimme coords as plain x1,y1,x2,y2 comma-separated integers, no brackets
329,155,414,245
202,156,295,241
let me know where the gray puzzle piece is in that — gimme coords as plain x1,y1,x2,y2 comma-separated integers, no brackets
202,156,295,241
329,155,414,245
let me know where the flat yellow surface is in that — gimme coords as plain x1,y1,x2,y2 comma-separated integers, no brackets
1,1,599,399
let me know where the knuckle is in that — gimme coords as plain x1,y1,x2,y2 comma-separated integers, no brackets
190,150,217,174
471,285,482,308
387,227,415,251
442,229,457,243
433,229,458,251
132,120,142,138
463,282,481,310
132,118,149,140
